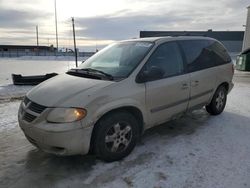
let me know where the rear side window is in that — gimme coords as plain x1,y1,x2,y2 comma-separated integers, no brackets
180,40,231,72
179,40,214,72
145,42,184,79
208,41,231,66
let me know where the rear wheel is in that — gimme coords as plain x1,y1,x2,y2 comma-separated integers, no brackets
206,85,227,115
93,111,139,162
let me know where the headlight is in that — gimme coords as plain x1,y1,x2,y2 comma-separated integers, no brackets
47,108,87,123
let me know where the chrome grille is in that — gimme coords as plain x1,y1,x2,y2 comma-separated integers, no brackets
21,97,47,123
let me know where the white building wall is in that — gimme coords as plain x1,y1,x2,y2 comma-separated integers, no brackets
243,6,250,51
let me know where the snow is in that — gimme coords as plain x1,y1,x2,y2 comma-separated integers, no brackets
0,57,87,86
0,58,89,99
0,101,20,131
1,76,250,187
0,85,32,100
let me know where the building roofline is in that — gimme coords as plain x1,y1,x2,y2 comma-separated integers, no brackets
0,45,52,48
140,30,244,33
140,30,244,41
0,45,56,51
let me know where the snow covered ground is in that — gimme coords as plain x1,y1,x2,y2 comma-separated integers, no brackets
1,79,250,188
0,58,88,99
1,58,250,188
0,57,89,86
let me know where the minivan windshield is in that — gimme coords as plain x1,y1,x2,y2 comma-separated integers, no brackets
77,41,154,80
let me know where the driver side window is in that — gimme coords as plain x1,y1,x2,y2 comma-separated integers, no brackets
145,42,184,80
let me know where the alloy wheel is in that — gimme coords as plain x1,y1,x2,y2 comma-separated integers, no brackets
105,122,132,153
215,90,225,110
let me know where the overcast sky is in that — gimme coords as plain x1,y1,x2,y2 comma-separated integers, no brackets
0,0,249,51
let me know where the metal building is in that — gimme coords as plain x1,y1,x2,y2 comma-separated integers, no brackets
140,30,244,53
0,45,55,52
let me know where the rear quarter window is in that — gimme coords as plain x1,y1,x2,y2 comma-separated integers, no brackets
208,41,231,66
179,39,231,73
179,40,214,72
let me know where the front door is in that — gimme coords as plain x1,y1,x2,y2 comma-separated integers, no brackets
144,42,190,127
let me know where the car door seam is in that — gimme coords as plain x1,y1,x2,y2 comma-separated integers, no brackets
150,89,213,113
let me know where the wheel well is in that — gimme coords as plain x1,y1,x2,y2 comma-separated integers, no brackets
218,82,229,93
89,106,144,154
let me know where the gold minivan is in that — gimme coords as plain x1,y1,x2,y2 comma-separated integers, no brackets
18,37,234,161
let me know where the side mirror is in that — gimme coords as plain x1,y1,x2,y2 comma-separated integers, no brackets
136,66,164,83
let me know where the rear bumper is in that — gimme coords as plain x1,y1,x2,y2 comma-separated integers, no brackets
19,121,93,156
228,81,234,93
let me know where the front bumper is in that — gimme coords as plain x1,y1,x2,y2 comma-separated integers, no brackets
20,124,92,155
18,99,93,156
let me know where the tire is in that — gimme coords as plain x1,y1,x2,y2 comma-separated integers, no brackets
93,111,140,162
206,85,227,115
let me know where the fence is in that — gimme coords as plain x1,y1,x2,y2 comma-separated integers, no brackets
0,51,95,58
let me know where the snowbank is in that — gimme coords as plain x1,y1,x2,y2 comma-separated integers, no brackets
0,85,32,100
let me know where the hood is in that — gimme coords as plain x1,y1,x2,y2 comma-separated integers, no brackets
27,73,114,107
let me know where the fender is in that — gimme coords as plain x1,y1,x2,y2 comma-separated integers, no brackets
84,97,148,129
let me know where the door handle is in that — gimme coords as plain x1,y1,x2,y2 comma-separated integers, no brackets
191,80,199,87
181,83,189,90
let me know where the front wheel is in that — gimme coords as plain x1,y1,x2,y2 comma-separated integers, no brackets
206,86,227,115
93,111,139,162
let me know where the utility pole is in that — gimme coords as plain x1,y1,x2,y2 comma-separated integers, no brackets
72,17,78,67
36,25,39,47
36,25,39,54
55,0,59,52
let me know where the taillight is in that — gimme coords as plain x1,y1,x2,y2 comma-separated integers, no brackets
232,64,235,74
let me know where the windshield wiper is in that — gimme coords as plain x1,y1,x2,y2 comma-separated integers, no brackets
79,68,114,80
67,69,102,80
